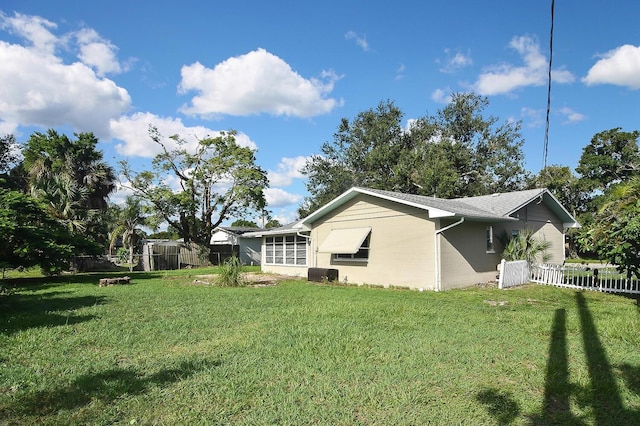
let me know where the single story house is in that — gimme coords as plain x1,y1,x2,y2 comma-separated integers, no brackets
245,187,579,291
210,226,263,266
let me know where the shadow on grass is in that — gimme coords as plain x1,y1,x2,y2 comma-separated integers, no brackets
573,292,640,424
527,308,582,425
5,358,221,420
617,363,640,395
1,291,106,335
479,294,640,425
476,389,520,425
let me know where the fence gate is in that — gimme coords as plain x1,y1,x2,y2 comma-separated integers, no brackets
498,259,531,289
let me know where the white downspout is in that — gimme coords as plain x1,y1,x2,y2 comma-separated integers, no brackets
296,231,313,267
434,217,465,291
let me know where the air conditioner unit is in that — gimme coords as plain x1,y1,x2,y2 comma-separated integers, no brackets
307,267,339,282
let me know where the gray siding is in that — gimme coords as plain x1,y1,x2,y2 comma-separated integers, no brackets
439,221,502,290
494,202,565,264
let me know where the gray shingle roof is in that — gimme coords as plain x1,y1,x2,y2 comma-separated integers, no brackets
301,186,578,227
359,187,511,220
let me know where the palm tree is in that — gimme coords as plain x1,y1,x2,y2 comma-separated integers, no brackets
23,130,116,248
501,228,551,264
109,196,148,272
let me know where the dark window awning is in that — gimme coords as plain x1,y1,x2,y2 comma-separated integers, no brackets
317,227,371,254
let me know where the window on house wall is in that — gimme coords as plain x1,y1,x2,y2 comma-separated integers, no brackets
333,234,370,262
265,235,307,265
486,226,495,253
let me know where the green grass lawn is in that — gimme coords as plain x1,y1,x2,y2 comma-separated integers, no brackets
1,270,639,425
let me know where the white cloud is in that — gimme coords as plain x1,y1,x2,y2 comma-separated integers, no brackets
473,35,574,96
438,48,473,73
178,48,343,118
110,112,257,158
583,44,640,89
0,12,131,138
558,107,585,124
520,107,544,128
268,209,300,226
267,156,309,186
0,12,59,55
431,88,452,104
395,63,406,80
345,31,369,51
264,187,303,208
75,28,124,76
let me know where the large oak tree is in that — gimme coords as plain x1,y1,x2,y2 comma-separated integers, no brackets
300,93,528,216
120,127,268,250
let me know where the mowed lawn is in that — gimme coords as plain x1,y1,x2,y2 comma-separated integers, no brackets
1,270,640,425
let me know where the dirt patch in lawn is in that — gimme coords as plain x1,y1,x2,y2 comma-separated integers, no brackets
192,272,293,287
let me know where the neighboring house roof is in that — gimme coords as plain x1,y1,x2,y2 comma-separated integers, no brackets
242,221,305,238
210,226,264,245
299,187,580,229
215,226,264,235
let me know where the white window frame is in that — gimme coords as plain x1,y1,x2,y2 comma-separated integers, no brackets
264,235,307,266
486,226,495,253
333,234,370,262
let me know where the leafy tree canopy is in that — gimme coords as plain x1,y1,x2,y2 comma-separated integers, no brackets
528,165,585,215
300,93,528,216
230,219,259,228
577,178,640,278
265,218,282,229
0,189,75,275
120,127,268,250
576,128,640,195
21,130,116,250
0,134,20,173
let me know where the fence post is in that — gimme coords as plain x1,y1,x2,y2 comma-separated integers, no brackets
498,259,506,289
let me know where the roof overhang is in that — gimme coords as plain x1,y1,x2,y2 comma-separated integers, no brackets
506,189,580,229
242,220,308,238
300,187,458,226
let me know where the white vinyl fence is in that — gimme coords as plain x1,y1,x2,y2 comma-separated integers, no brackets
530,263,640,295
498,259,530,289
499,261,640,295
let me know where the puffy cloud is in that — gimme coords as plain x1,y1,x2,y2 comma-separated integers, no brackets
0,11,58,55
558,107,585,124
473,35,574,96
110,112,257,158
345,31,369,51
431,88,452,104
267,156,309,186
520,107,544,128
75,28,125,76
0,12,131,137
583,44,640,89
264,187,303,208
438,48,473,73
178,48,343,118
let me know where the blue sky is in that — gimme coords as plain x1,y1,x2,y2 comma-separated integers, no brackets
1,1,639,225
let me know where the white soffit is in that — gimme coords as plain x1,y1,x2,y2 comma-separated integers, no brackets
317,227,371,254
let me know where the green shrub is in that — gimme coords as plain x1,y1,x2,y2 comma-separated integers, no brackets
215,256,245,287
116,247,129,264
